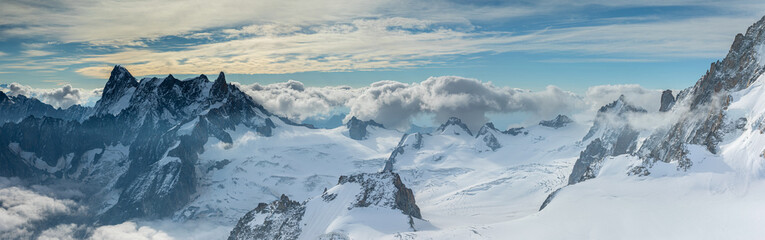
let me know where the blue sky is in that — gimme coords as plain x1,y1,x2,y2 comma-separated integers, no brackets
1,0,763,92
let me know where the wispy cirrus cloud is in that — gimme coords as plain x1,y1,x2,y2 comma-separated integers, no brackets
67,15,757,79
22,50,56,57
1,0,764,83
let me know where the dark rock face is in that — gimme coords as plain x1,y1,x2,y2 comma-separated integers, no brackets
436,117,473,136
476,123,502,151
568,139,608,185
228,172,422,240
346,116,384,140
539,188,562,211
504,127,528,136
0,66,286,224
539,115,573,129
92,65,138,117
339,172,422,219
476,122,499,136
659,90,676,112
228,195,305,240
569,96,643,185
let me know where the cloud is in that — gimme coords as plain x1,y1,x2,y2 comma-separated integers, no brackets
0,1,761,79
0,0,533,45
496,16,756,58
72,18,507,78
37,224,79,240
126,220,231,240
347,76,587,131
222,23,303,38
236,80,361,122
0,83,102,108
0,0,762,81
0,178,82,239
66,14,759,79
0,176,230,240
0,75,668,132
22,50,56,57
0,51,6,57
234,77,668,132
89,222,172,240
585,84,666,113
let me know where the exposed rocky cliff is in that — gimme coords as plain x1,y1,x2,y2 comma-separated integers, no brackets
635,15,765,172
228,171,422,240
346,116,385,140
436,117,473,136
539,115,573,129
659,90,676,112
0,66,283,224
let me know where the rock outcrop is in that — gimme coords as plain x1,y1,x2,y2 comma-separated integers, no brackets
436,117,473,136
636,15,765,172
659,90,676,112
538,114,573,129
0,66,287,224
346,116,384,140
228,171,422,240
476,123,502,151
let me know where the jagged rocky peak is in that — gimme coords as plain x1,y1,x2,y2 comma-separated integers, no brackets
600,95,647,115
476,122,500,136
539,114,573,129
338,171,422,219
346,116,384,140
571,95,644,183
103,65,138,99
476,122,502,151
543,96,646,208
108,65,138,86
659,90,676,112
228,171,422,240
92,65,139,116
582,95,647,141
630,16,765,172
687,15,765,109
0,90,7,102
212,71,229,96
436,117,473,136
227,194,304,240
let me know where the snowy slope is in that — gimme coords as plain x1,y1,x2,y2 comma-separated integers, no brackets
377,72,765,239
384,119,590,228
176,121,401,223
228,171,427,240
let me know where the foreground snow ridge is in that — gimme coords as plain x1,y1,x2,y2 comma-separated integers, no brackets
228,171,424,240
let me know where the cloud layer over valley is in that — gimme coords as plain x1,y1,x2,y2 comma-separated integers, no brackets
1,74,667,132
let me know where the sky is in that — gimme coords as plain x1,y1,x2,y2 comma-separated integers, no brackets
1,0,765,128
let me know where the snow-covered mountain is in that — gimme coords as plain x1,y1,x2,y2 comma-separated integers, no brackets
0,90,90,124
4,15,765,240
0,65,288,225
228,171,424,240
